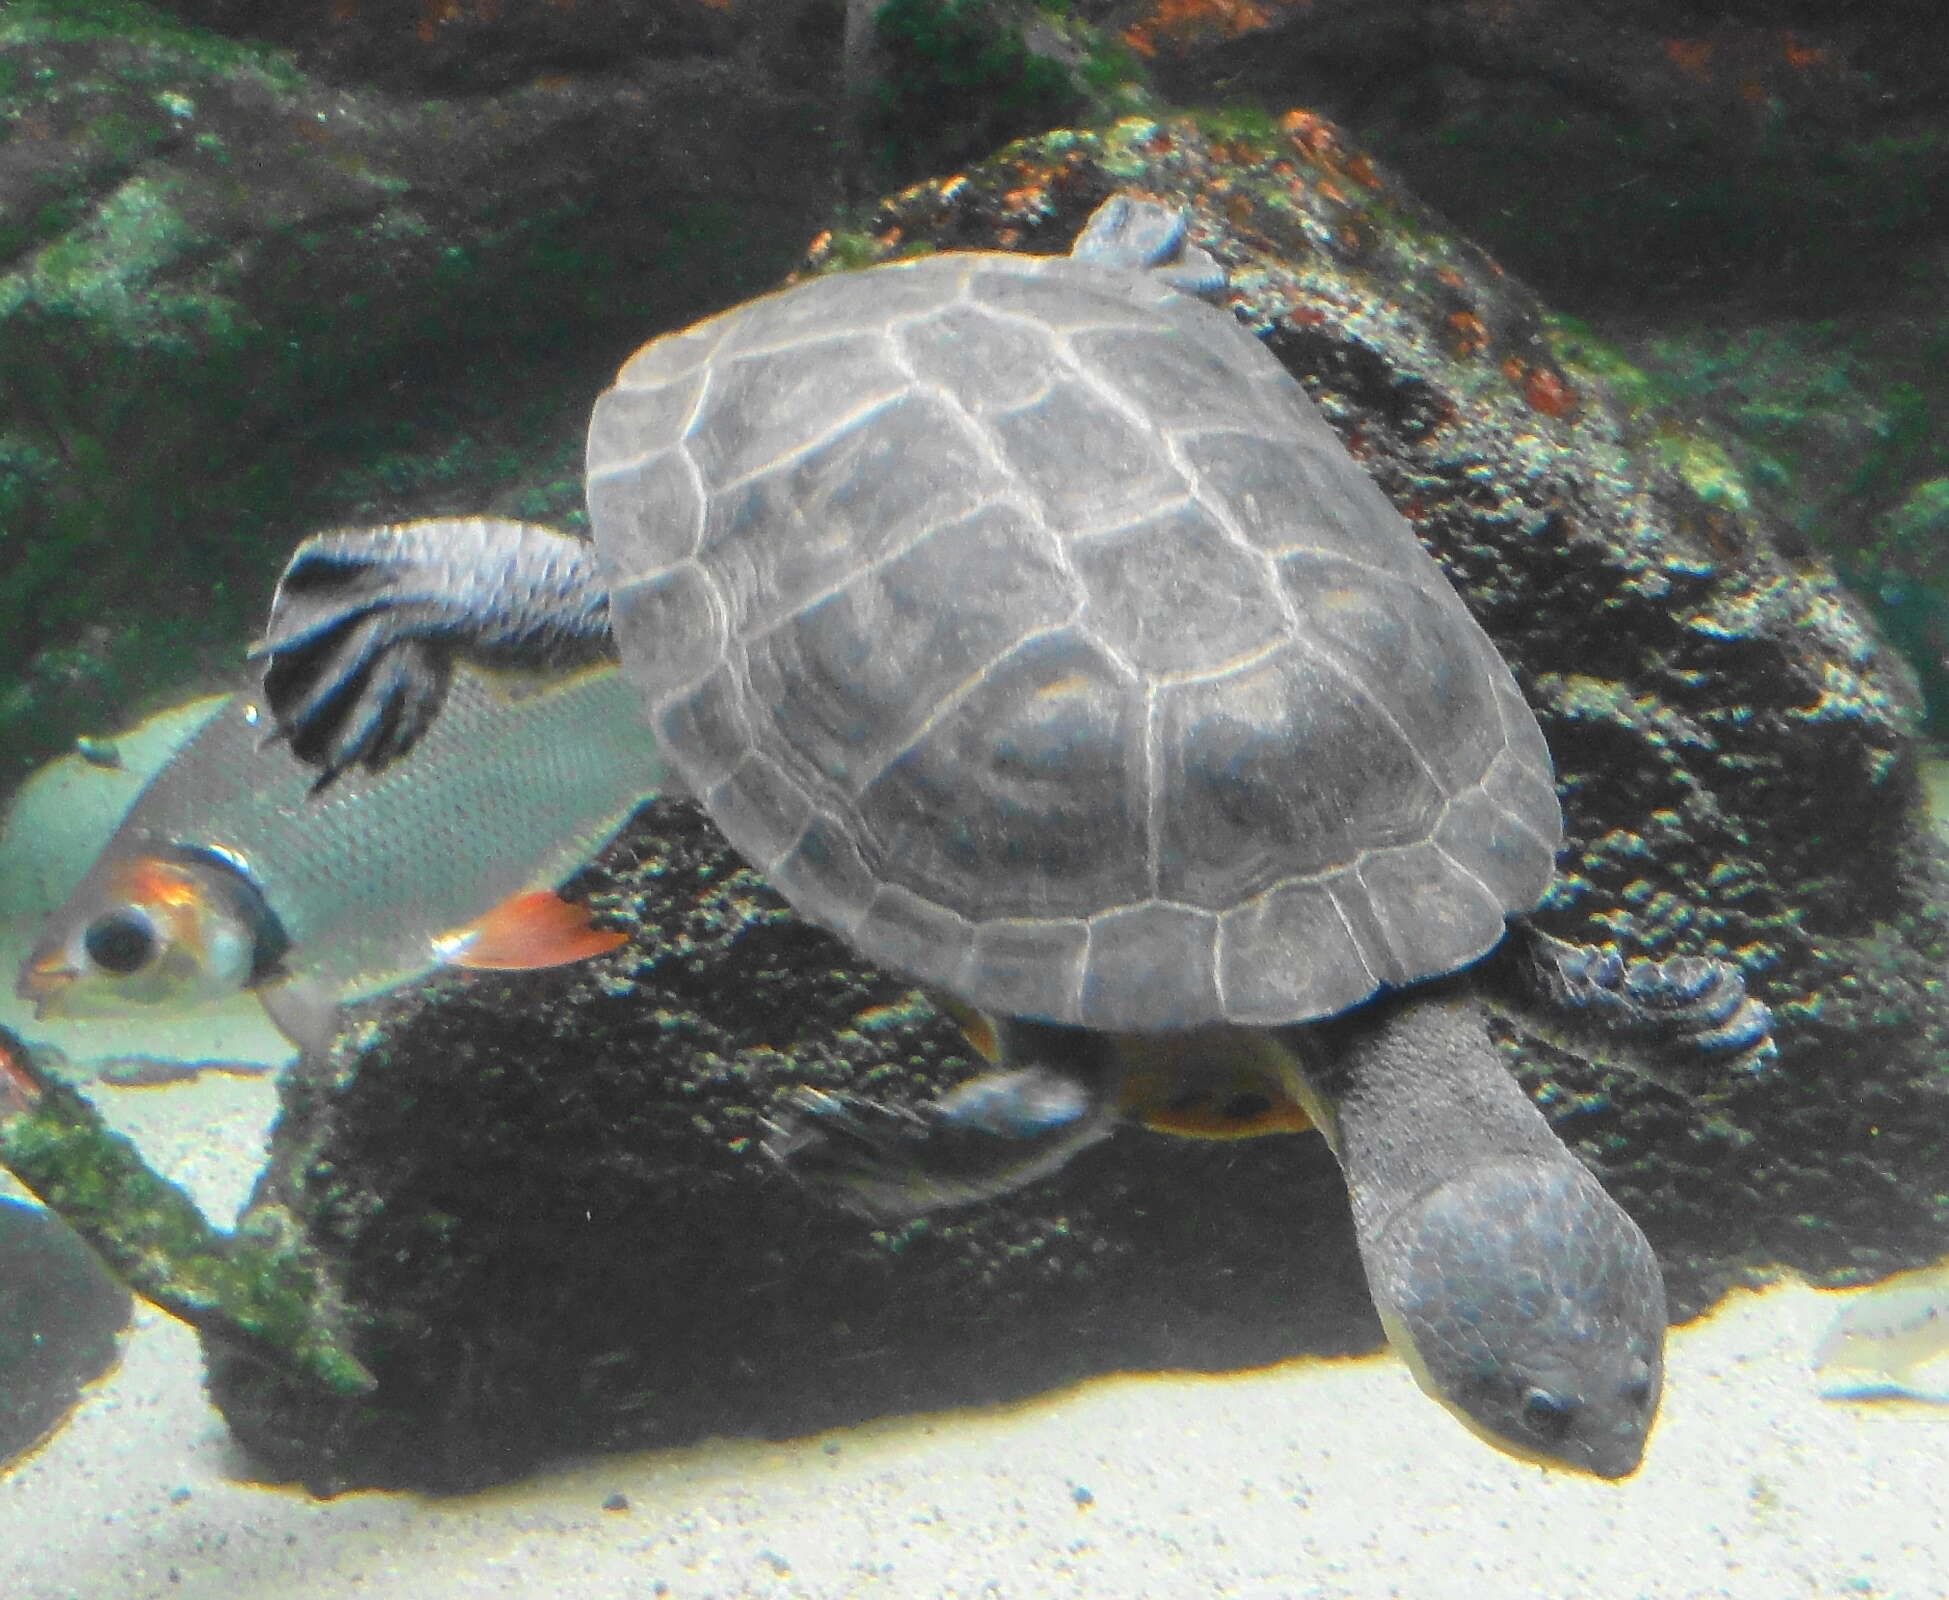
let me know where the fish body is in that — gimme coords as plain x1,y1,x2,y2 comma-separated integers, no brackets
1815,1260,1949,1400
19,665,661,1040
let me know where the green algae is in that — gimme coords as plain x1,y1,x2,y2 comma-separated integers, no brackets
869,0,1087,178
0,11,820,793
1,0,301,83
0,1074,372,1398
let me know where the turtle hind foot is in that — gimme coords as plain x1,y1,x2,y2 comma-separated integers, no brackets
1515,931,1777,1088
1070,194,1226,295
764,1066,1113,1221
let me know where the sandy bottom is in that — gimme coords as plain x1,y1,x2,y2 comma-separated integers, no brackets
2,1241,1945,1600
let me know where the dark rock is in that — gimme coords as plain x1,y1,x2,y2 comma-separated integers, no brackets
1111,4,1949,724
1120,0,1949,318
198,114,1949,1492
0,1196,131,1470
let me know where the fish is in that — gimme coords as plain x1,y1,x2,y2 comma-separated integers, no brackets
17,663,663,1054
1814,1259,1949,1401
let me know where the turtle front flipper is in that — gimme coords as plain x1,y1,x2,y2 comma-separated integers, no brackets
253,518,615,784
765,1020,1120,1219
1496,928,1776,1094
1287,987,1666,1479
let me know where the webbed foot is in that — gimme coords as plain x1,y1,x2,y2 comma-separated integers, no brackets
1516,930,1776,1086
1069,194,1225,295
252,518,614,785
765,1063,1113,1220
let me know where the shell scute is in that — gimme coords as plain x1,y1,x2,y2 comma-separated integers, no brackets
1217,878,1375,1024
1072,321,1291,442
767,814,879,936
987,376,1180,537
689,333,905,492
608,564,723,705
1079,902,1224,1030
853,629,1147,924
706,391,993,637
968,919,1090,1021
1432,785,1558,913
1070,503,1288,678
1153,643,1443,908
740,503,1075,797
1353,841,1512,984
1271,552,1507,796
706,749,813,874
894,300,1060,414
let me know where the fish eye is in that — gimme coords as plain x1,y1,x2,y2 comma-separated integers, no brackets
1519,1386,1576,1441
83,908,159,975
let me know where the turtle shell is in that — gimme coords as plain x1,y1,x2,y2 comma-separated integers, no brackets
585,249,1561,1030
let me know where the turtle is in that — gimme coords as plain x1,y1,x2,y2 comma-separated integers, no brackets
251,193,1774,1480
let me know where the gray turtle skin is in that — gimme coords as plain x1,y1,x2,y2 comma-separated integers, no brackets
253,195,1773,1481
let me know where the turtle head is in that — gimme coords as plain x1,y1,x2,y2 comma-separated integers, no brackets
1370,1158,1666,1479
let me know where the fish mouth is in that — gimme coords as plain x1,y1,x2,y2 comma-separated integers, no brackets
14,952,74,1015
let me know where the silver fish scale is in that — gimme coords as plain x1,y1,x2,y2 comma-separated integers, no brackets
73,668,658,1000
586,249,1560,1031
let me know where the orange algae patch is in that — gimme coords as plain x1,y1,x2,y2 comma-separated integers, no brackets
1502,358,1580,419
1445,311,1490,360
1663,38,1715,79
1124,0,1276,59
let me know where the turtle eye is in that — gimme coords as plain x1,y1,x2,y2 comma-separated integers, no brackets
83,908,159,976
1519,1386,1576,1442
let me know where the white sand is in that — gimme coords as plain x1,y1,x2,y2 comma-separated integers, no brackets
2,1264,1945,1599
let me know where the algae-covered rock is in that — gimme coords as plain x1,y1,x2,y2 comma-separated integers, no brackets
1106,2,1949,728
0,0,836,791
1586,318,1949,737
137,115,1945,1491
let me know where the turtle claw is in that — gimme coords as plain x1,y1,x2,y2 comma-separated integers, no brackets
1519,931,1777,1083
253,519,613,785
763,1087,961,1220
1069,193,1225,295
262,621,452,787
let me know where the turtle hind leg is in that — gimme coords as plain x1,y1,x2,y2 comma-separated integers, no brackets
764,1020,1119,1220
1498,928,1777,1093
1069,194,1226,295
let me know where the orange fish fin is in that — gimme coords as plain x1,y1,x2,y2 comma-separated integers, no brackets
432,890,626,971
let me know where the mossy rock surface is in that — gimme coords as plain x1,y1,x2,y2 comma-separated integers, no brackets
0,0,835,793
